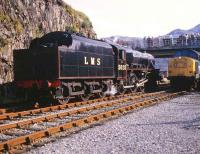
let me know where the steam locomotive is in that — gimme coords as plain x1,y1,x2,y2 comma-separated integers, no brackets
13,31,159,104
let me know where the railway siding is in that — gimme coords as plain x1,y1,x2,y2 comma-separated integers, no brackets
30,92,199,154
0,92,144,120
0,91,184,152
0,92,164,132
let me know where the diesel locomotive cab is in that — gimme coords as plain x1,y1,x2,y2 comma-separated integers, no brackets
168,50,200,90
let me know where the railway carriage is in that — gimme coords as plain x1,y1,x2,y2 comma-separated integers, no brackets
13,31,159,104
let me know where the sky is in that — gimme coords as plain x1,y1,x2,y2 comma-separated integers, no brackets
64,0,200,38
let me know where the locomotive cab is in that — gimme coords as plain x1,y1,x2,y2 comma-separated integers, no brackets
109,44,127,80
168,50,200,90
117,49,127,80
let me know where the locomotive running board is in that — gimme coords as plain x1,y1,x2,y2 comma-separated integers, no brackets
124,79,148,89
124,85,135,89
136,79,148,87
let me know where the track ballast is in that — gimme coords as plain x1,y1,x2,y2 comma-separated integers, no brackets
0,91,184,152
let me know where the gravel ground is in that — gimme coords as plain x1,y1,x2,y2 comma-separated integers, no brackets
29,92,200,154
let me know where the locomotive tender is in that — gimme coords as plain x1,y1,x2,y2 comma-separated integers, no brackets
168,50,200,90
14,31,158,103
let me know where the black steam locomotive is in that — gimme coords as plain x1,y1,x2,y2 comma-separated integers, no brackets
13,31,159,104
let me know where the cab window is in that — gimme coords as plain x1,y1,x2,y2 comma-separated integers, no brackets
119,50,125,60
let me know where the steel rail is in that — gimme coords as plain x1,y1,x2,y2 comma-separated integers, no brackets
0,91,164,132
0,91,184,152
0,92,146,120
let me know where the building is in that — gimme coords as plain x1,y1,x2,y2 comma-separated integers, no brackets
162,35,172,47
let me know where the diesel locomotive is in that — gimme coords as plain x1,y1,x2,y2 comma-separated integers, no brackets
13,31,159,104
168,50,200,90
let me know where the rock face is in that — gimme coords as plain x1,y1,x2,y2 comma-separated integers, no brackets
0,0,96,83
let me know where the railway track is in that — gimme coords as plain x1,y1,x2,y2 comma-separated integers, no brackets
0,91,184,152
0,92,144,120
0,83,170,114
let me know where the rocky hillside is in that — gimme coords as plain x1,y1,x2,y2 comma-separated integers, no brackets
0,0,96,83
